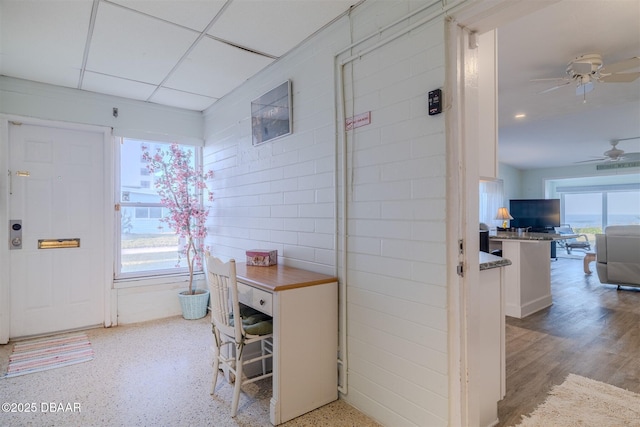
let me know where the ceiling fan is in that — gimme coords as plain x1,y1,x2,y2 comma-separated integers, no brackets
575,137,640,163
533,54,640,99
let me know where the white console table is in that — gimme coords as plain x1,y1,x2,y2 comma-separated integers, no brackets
490,232,560,319
235,263,338,425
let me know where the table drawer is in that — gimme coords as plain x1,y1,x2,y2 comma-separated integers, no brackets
237,282,273,316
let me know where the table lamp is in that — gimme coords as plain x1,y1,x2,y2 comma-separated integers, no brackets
495,207,513,229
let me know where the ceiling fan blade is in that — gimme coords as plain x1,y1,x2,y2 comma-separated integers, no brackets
537,81,572,94
605,153,640,162
599,72,640,83
617,136,640,143
574,157,607,164
600,56,640,74
530,77,569,83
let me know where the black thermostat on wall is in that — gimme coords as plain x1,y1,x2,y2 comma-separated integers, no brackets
428,89,442,115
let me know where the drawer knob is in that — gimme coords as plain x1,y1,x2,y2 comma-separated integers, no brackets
260,299,265,305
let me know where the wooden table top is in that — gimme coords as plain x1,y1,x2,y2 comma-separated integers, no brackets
235,263,337,292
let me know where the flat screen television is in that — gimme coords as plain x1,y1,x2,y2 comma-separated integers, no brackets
509,199,560,232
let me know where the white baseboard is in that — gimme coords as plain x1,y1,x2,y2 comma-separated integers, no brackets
506,295,552,319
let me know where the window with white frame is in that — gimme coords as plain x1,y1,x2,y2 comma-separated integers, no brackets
479,179,505,229
557,183,640,236
116,138,204,279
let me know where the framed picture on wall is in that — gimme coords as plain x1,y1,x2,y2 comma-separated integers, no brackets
251,80,292,146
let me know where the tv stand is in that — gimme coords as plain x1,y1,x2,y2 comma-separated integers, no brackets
536,229,557,259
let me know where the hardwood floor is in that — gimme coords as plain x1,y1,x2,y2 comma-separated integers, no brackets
497,255,640,426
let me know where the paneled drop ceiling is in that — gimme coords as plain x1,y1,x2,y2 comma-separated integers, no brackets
0,0,359,111
1,0,639,169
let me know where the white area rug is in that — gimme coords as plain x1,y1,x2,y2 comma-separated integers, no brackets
514,374,640,427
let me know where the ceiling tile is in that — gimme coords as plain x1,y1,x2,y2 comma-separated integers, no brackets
164,36,273,99
207,0,356,57
0,0,93,88
109,0,227,32
1,60,81,89
149,86,216,111
85,1,198,85
82,71,157,101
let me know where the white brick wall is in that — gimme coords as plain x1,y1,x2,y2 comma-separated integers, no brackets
339,12,448,425
203,2,449,425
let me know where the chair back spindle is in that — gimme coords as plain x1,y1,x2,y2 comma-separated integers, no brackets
206,257,243,342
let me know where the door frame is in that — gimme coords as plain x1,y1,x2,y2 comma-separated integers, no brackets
0,115,114,343
446,0,560,424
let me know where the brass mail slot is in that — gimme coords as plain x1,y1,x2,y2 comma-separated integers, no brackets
38,238,80,249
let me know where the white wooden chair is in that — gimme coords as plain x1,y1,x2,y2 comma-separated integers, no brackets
205,255,273,417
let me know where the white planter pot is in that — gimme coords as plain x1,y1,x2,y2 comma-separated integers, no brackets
178,289,209,320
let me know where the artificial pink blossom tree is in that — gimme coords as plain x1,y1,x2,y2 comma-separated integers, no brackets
142,143,214,295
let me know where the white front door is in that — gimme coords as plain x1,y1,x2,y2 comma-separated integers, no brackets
9,122,107,338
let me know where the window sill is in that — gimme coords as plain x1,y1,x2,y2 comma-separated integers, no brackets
114,272,205,289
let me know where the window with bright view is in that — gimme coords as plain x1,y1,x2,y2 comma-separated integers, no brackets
116,138,204,279
559,184,640,242
479,179,505,228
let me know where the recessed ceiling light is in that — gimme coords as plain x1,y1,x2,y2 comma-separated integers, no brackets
515,113,526,119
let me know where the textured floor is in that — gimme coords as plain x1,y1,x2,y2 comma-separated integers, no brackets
497,255,640,426
4,256,619,426
0,315,380,427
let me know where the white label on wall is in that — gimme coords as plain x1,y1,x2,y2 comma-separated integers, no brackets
345,112,371,130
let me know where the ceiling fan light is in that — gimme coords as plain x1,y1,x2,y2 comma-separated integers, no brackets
576,81,594,97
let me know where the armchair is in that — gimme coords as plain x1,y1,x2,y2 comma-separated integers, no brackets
554,225,591,254
595,225,640,290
